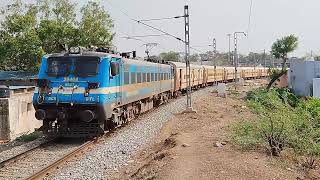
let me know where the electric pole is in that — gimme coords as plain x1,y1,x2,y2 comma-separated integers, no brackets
213,38,217,85
234,32,246,91
263,49,266,69
184,5,194,112
209,38,217,84
227,34,231,65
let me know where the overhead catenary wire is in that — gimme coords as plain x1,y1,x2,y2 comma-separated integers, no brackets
120,34,167,39
104,0,204,54
138,15,185,22
104,0,185,43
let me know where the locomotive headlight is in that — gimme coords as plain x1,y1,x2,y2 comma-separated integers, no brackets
47,88,52,96
69,47,81,54
84,89,89,97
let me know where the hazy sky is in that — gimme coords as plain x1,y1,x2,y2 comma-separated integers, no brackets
1,0,319,57
97,0,319,57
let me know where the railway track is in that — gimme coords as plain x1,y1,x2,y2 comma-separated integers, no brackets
0,138,94,180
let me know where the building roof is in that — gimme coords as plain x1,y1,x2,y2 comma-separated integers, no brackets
0,71,38,81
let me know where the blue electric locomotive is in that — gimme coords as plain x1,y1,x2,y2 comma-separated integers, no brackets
33,48,173,137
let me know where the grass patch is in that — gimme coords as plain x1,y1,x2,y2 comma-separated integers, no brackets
16,131,41,142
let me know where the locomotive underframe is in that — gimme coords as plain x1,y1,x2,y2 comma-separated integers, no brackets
36,91,173,138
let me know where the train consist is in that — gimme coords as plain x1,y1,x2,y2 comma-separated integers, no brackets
33,48,268,137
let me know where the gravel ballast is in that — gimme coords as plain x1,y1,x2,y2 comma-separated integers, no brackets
49,88,211,179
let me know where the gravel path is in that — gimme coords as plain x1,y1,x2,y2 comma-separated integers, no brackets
0,138,45,163
49,88,211,180
0,140,83,180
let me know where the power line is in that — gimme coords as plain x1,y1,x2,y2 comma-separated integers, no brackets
120,34,167,38
138,15,185,22
104,0,185,43
116,31,148,43
135,20,185,42
105,1,203,55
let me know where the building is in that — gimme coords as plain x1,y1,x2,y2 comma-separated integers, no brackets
289,60,320,96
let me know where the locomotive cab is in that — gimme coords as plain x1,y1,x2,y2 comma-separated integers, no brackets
33,49,121,137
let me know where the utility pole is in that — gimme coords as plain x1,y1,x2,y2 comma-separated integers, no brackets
227,34,231,65
234,32,246,91
210,38,217,85
263,49,266,68
184,5,194,112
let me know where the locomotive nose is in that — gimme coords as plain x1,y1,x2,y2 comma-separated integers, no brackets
35,109,46,120
80,110,95,122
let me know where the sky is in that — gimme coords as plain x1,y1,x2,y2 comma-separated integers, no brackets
94,0,319,58
1,0,319,58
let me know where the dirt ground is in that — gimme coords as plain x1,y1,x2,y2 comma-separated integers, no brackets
108,79,310,180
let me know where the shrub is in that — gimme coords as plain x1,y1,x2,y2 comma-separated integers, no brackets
231,121,262,149
233,88,320,157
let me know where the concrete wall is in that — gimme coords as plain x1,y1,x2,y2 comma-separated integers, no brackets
0,88,42,141
289,60,320,96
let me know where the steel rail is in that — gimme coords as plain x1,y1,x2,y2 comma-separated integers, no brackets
26,138,99,180
0,139,56,168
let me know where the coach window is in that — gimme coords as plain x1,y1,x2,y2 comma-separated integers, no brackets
147,73,151,82
124,72,130,85
137,72,141,83
131,72,136,84
142,73,146,82
151,73,154,82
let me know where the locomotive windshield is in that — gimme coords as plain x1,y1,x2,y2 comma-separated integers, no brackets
74,57,100,77
47,57,71,77
46,56,99,77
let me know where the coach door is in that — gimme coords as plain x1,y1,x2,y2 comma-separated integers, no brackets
110,57,122,105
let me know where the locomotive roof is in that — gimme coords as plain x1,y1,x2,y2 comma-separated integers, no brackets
123,58,171,68
45,51,115,58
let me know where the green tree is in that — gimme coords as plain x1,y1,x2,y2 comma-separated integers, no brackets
37,0,78,53
0,0,114,71
0,1,44,71
159,51,180,62
189,53,199,62
79,1,114,47
267,35,298,89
